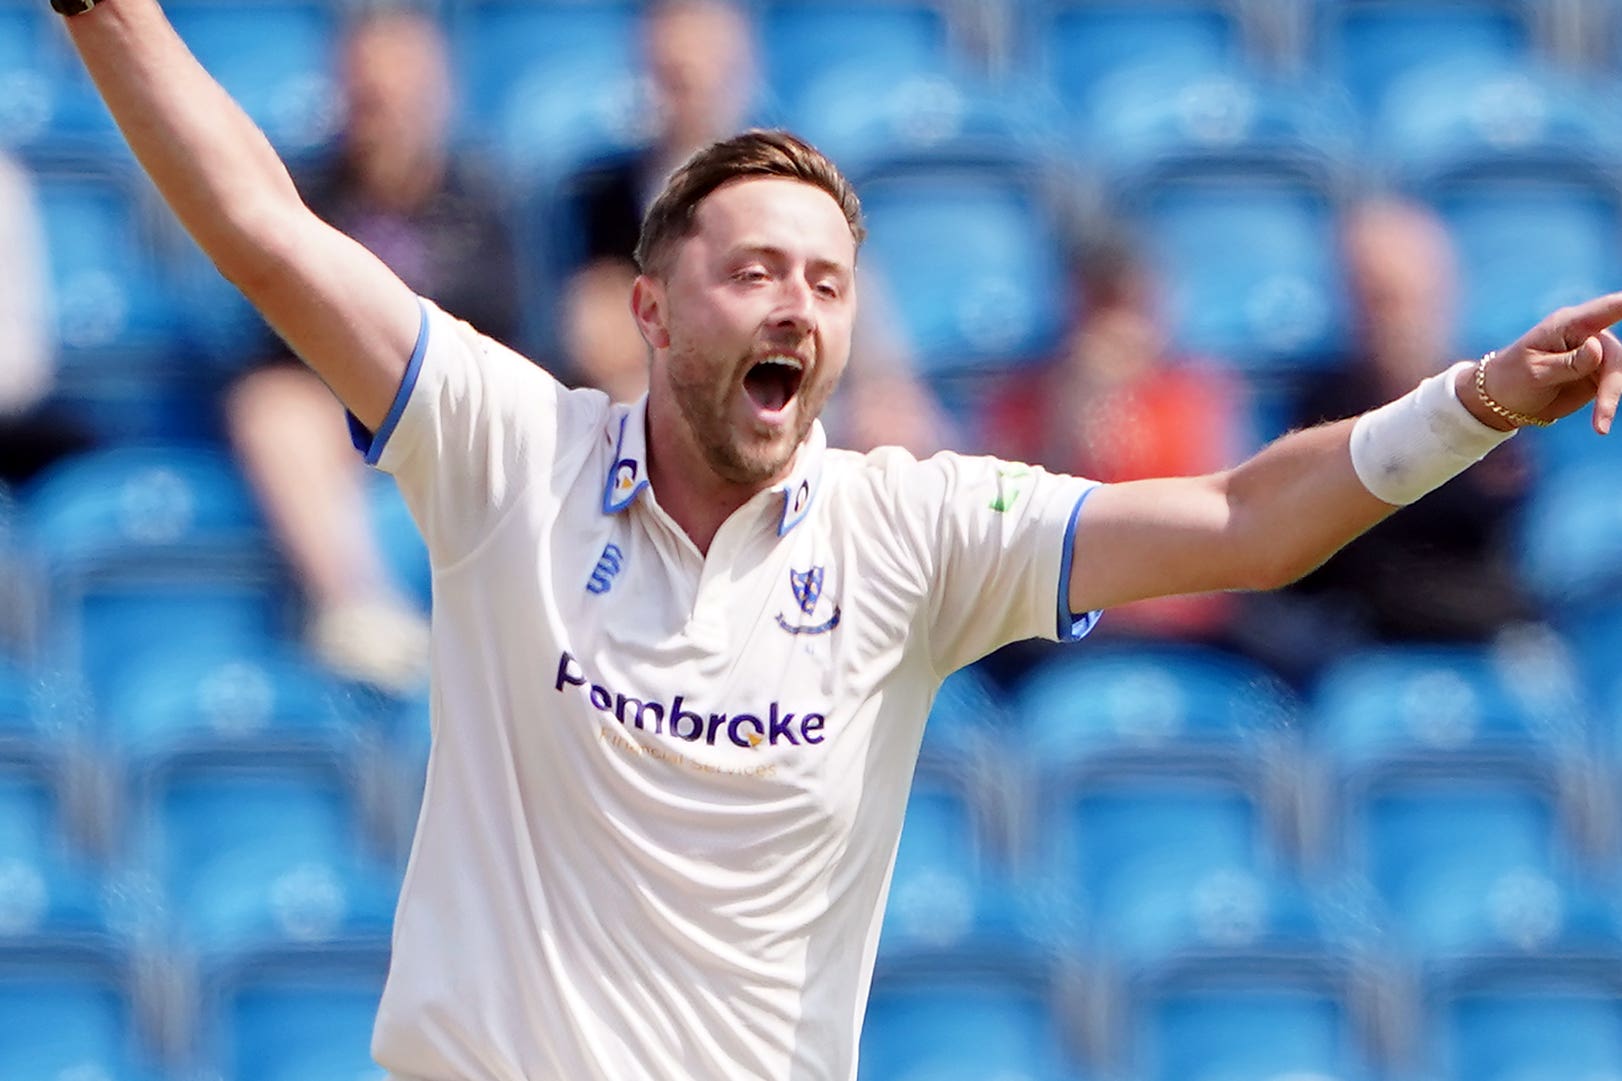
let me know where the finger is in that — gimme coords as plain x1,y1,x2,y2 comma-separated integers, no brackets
1552,291,1622,345
1593,330,1622,434
1562,334,1605,379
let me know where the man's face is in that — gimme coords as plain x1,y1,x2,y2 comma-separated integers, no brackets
640,177,857,488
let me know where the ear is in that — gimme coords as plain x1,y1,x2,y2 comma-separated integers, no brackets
630,275,671,350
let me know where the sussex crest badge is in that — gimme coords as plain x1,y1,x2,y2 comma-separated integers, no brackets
777,565,840,635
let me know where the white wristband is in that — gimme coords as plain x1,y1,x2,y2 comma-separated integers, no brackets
1348,360,1516,506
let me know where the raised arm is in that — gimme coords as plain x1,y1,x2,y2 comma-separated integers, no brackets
1069,292,1622,613
63,0,419,430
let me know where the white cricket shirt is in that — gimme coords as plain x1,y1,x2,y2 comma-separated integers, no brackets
358,300,1099,1081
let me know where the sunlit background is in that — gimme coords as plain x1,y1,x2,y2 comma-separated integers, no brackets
4,0,1622,1079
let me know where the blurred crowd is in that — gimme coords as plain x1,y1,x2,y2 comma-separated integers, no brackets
7,0,1612,695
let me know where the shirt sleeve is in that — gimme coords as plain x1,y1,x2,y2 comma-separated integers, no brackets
348,297,607,567
909,452,1101,676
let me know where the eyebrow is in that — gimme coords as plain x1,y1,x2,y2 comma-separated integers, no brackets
729,244,853,279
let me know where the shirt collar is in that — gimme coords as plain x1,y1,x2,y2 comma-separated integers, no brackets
601,394,827,537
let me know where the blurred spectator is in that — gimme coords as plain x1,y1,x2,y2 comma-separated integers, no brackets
980,230,1250,643
559,0,953,454
560,0,758,402
1237,197,1540,685
225,8,521,692
0,154,94,487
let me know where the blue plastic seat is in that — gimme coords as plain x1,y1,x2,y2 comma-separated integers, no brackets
786,68,1061,181
760,0,956,117
1317,0,1536,120
859,167,1068,378
1133,974,1375,1081
25,446,266,572
29,160,185,365
1430,174,1622,358
0,955,159,1081
205,947,389,1081
1028,0,1242,119
1127,166,1347,374
449,0,641,181
919,664,1008,770
883,767,1023,956
0,765,108,939
53,582,287,717
164,0,339,153
137,761,394,956
1014,644,1299,775
1036,771,1270,945
861,957,1079,1081
1312,646,1588,772
1078,65,1359,187
1434,970,1622,1081
1348,778,1575,957
101,640,360,762
1520,463,1622,614
1369,61,1622,184
0,4,80,149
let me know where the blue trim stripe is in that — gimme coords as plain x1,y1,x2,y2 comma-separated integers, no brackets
1057,484,1102,641
349,300,431,465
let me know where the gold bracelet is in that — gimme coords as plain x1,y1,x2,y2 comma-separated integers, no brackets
1474,352,1552,428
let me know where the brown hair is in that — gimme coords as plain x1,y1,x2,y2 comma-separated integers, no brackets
634,129,865,278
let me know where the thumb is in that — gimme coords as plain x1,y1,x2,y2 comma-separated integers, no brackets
1557,335,1605,379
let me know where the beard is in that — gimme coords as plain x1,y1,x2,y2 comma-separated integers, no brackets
663,331,835,487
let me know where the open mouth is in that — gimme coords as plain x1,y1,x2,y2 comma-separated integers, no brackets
742,355,805,414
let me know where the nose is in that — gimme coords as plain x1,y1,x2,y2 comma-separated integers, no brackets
770,277,816,337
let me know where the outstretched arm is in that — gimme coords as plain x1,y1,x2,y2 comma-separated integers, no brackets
1069,292,1622,613
63,0,419,430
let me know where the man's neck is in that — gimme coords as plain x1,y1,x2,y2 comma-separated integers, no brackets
644,397,781,556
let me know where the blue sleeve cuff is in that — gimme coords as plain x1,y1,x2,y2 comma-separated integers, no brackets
1056,484,1102,641
349,300,431,466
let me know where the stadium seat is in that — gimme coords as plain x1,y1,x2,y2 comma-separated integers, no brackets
164,0,339,153
202,946,389,1081
0,952,161,1081
1125,163,1348,375
134,759,395,957
100,640,362,762
1130,966,1378,1081
1034,770,1273,945
0,659,49,768
860,956,1081,1081
919,664,1009,771
1430,172,1622,361
1013,644,1299,775
858,166,1068,379
1316,0,1537,120
51,580,288,717
24,445,265,571
1312,645,1589,772
1076,64,1359,187
1518,459,1622,617
1025,0,1243,120
785,67,1061,181
28,158,185,364
882,766,1018,955
1432,963,1622,1081
760,0,957,118
0,764,108,940
1369,59,1622,183
448,0,644,181
1346,777,1578,957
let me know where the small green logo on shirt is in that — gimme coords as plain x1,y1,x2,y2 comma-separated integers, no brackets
989,464,1032,513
